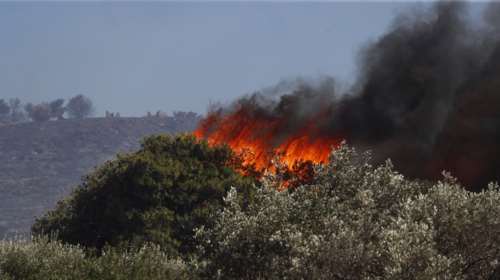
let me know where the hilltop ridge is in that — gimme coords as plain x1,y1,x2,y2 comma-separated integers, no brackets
0,116,198,237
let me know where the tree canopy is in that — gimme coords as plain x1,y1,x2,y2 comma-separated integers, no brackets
25,103,51,122
0,99,10,117
49,98,66,120
66,94,93,119
32,134,255,256
196,145,500,279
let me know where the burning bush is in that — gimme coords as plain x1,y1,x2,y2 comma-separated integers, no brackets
194,80,343,174
194,2,500,190
196,144,500,279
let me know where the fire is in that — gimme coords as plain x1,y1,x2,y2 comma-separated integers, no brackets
194,106,343,176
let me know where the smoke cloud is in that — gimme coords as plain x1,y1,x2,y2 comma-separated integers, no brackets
197,2,500,190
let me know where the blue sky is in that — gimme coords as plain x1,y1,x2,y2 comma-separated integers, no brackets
0,2,484,116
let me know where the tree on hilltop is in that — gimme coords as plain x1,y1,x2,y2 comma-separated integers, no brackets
8,98,25,122
25,102,51,122
66,94,93,119
0,99,10,120
49,99,65,120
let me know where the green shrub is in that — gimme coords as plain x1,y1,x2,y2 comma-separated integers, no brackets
196,144,500,279
0,237,192,280
32,134,255,257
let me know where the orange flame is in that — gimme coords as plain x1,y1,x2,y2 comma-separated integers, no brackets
194,106,343,175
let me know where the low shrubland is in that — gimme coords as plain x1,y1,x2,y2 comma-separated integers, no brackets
3,135,500,279
0,237,192,280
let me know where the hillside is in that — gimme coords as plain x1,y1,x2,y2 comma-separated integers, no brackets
0,116,197,237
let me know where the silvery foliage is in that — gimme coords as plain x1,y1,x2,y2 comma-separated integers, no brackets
0,237,192,279
196,144,500,279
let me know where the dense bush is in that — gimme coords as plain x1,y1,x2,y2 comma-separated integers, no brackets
196,145,500,279
32,134,255,257
0,237,192,280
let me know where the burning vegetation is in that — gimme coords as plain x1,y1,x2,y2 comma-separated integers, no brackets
195,2,500,191
194,82,343,173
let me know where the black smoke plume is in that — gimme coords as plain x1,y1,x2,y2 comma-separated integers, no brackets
198,2,500,190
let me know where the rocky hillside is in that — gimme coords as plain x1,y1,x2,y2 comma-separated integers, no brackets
0,116,197,237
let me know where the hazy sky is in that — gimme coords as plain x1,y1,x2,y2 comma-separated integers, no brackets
0,2,485,116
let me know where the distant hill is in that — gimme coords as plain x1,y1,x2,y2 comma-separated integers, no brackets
0,116,198,237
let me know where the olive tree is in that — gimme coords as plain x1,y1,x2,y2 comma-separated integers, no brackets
197,144,500,279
